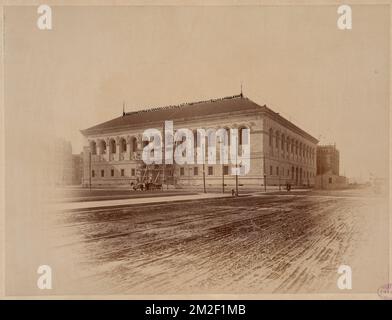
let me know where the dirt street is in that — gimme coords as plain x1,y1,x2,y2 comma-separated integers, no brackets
49,189,389,295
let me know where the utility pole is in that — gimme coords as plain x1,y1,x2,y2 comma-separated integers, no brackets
222,164,225,193
162,121,165,190
89,151,91,191
263,154,267,192
235,150,239,196
202,145,206,193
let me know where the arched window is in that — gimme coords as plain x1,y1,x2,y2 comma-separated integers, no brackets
275,131,280,148
109,139,116,154
98,140,107,154
238,126,248,146
131,137,137,152
193,130,198,148
120,138,127,153
295,141,298,155
90,141,97,155
217,127,230,162
225,127,231,146
281,134,285,150
180,134,187,157
286,137,290,152
269,128,273,147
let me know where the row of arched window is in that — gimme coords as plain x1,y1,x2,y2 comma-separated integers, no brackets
89,126,250,156
175,127,249,146
89,137,138,155
268,128,315,163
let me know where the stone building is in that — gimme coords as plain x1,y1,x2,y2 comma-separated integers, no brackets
71,153,83,185
317,144,340,176
80,95,318,189
315,144,347,189
52,138,73,186
50,138,84,186
315,172,347,190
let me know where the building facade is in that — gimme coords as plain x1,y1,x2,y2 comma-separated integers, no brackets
72,153,83,185
315,144,347,189
315,173,347,190
316,144,340,175
52,138,73,186
81,95,318,189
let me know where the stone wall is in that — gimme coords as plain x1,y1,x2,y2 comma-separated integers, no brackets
81,109,318,189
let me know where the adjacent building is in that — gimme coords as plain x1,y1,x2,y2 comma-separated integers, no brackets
52,138,73,186
316,144,339,176
72,153,83,185
315,144,347,189
51,138,83,186
80,94,318,189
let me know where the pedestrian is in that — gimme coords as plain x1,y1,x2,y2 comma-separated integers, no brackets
231,189,235,197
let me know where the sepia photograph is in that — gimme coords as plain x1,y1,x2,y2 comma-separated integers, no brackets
0,0,390,304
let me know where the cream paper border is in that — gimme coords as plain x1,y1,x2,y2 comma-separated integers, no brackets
0,0,390,300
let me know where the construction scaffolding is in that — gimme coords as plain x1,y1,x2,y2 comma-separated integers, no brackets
135,148,177,189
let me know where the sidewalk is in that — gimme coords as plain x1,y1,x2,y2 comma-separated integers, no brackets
50,192,232,211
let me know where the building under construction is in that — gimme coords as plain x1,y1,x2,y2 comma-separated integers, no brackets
80,94,318,189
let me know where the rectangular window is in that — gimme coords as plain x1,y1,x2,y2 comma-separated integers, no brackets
194,167,198,176
131,168,135,176
180,167,185,176
92,170,95,178
111,169,114,177
329,177,332,184
121,169,125,177
101,170,104,177
223,165,229,175
276,166,279,176
269,131,273,146
208,166,213,175
270,165,273,175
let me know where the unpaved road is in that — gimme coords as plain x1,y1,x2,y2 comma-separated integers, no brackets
49,189,389,295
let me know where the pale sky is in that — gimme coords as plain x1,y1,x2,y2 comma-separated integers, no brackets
4,4,389,179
